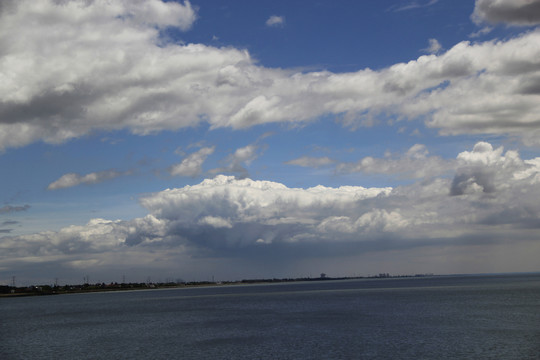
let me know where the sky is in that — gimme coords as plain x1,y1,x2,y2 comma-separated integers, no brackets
1,0,540,285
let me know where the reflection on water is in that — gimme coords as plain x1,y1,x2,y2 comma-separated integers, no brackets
1,274,539,359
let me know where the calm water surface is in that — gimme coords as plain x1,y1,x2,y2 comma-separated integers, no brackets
1,274,539,359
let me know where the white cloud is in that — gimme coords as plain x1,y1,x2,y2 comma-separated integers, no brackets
198,216,233,229
231,144,259,166
140,174,392,225
8,141,540,255
169,146,215,177
337,144,454,179
1,1,540,149
391,0,439,12
210,143,262,178
0,215,168,259
472,0,540,26
423,38,442,54
48,169,130,190
469,26,493,38
4,142,540,278
266,15,285,27
450,141,524,195
286,156,335,168
128,0,197,31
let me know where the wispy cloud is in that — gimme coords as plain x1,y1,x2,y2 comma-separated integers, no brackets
48,170,131,190
469,26,493,38
266,15,285,27
390,0,439,12
286,156,335,168
1,220,19,226
210,143,264,179
169,146,215,177
337,144,454,179
0,205,30,214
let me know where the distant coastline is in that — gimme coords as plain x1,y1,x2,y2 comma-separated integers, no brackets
0,273,436,298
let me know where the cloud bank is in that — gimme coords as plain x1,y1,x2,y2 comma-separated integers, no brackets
3,142,540,279
2,0,540,151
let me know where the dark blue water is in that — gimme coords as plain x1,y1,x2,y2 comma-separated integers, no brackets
1,274,539,359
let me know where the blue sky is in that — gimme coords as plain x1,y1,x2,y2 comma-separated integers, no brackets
2,0,540,285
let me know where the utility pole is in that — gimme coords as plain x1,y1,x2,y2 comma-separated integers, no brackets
11,276,16,287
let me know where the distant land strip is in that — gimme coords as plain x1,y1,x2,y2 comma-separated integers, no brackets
0,273,436,298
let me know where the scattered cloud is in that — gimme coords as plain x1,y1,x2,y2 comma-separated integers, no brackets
390,0,439,12
286,156,335,168
48,170,131,190
169,146,215,177
0,204,30,214
472,0,540,26
337,144,454,179
422,38,442,54
469,26,493,38
266,15,285,27
210,143,263,178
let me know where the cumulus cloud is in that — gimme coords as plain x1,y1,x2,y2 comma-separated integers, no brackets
337,144,454,179
0,216,167,259
1,1,540,150
5,141,540,257
266,15,285,27
450,141,522,195
140,175,390,227
4,141,540,278
472,0,540,26
0,176,393,264
169,146,215,177
48,169,131,190
0,204,30,214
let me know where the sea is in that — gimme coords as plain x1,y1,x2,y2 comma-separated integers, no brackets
1,273,539,359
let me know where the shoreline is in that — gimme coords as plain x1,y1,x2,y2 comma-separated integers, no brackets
0,273,436,298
